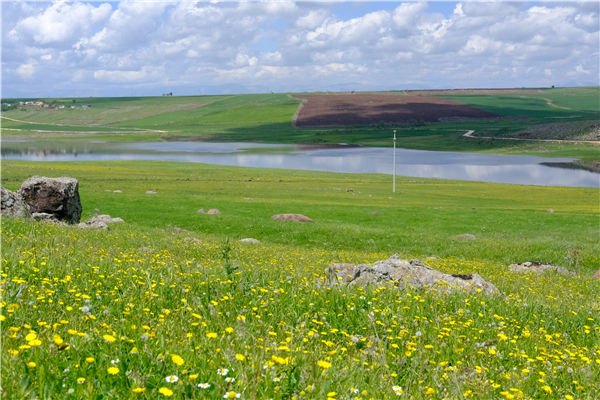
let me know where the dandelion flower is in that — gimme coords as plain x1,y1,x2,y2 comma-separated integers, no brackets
171,354,184,366
159,387,174,396
132,387,146,393
28,362,36,368
317,360,332,369
85,357,95,363
103,334,116,343
77,377,85,384
235,354,245,361
107,367,119,375
206,332,218,339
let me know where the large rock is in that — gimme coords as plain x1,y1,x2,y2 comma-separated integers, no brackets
270,213,314,223
18,176,81,223
1,186,30,218
326,254,503,296
508,261,575,276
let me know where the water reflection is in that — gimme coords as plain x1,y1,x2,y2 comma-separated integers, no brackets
2,140,598,187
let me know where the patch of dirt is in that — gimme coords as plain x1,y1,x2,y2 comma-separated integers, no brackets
292,93,498,127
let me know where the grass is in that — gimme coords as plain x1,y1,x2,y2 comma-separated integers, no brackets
1,160,599,399
2,88,598,161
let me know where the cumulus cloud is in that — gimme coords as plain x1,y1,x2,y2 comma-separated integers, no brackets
1,1,598,96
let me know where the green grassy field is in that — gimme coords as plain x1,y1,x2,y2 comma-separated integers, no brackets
2,88,598,161
1,160,599,399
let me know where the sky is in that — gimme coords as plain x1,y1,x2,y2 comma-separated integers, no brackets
1,0,599,98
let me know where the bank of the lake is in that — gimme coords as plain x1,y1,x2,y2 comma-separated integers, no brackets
2,140,598,187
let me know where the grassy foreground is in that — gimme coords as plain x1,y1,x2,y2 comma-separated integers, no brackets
1,161,599,399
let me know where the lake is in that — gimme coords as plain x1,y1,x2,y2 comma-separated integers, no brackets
2,140,598,187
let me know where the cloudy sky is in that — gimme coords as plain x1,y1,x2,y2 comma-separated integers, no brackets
1,1,598,98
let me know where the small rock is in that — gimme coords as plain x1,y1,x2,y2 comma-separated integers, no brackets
593,269,600,279
113,190,122,193
1,186,30,218
77,214,123,230
547,209,554,213
455,233,476,240
270,213,314,223
146,190,157,194
207,208,220,214
244,197,253,201
183,237,202,244
77,220,109,230
173,226,191,234
139,247,154,253
197,209,206,214
32,212,67,226
239,238,260,244
326,254,503,296
508,261,575,276
368,210,380,216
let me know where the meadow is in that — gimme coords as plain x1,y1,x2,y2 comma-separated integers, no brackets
1,160,599,399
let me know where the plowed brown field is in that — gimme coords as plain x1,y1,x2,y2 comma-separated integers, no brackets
292,93,498,127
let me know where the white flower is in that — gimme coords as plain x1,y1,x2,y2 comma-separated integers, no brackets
110,359,120,364
225,377,235,383
165,375,179,383
217,368,229,376
415,331,422,337
198,383,211,389
81,306,90,313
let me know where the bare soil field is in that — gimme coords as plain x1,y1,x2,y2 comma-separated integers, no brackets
292,93,498,127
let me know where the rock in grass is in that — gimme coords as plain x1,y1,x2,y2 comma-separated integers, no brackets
18,176,82,224
32,212,67,226
78,214,124,230
593,269,600,279
508,261,575,276
454,233,476,240
1,186,30,218
146,190,157,194
326,254,503,296
198,208,221,214
239,238,260,244
270,213,314,223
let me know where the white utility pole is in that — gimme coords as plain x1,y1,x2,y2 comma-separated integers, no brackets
393,129,397,193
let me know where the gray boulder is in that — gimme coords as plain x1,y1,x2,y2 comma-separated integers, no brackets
239,238,260,244
18,176,81,223
1,186,30,218
508,261,575,276
455,233,476,240
77,214,124,230
32,212,67,226
326,254,503,296
270,213,314,223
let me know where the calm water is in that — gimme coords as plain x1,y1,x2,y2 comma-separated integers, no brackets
2,140,598,187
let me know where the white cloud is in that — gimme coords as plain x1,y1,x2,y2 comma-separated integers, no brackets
16,63,36,79
11,2,111,46
1,1,598,97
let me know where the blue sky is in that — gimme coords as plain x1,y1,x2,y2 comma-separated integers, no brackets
1,1,598,98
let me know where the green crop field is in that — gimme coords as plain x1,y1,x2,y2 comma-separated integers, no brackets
1,161,599,399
